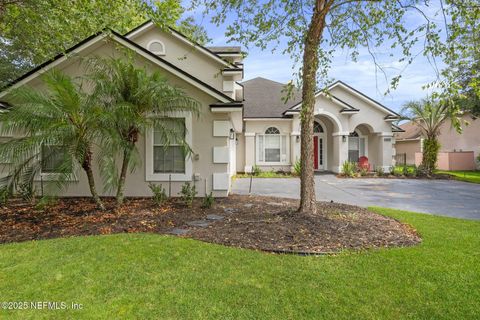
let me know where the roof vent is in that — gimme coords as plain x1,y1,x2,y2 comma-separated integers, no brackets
147,40,165,56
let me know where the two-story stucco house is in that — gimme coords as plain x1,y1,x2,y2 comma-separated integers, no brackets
0,21,403,197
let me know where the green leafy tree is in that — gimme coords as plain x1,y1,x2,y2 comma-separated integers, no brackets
0,0,209,87
87,57,200,206
0,70,105,209
401,99,461,175
194,0,475,214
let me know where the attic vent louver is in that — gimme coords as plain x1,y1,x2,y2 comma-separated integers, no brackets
147,40,165,56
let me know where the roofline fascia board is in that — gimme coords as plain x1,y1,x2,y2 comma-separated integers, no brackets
124,20,237,69
210,107,243,112
395,137,421,141
244,117,292,121
0,32,109,98
329,81,400,117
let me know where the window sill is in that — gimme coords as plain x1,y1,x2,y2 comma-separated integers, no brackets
256,162,291,166
146,173,191,182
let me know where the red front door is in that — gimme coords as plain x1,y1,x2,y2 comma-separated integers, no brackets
313,136,318,170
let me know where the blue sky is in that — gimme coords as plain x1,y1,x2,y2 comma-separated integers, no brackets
185,3,447,113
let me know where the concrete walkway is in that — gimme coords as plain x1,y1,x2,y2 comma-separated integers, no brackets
232,174,480,220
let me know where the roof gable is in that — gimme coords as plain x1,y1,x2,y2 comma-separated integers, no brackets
0,30,234,103
124,20,236,68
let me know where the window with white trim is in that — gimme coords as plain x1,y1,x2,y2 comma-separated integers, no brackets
257,127,289,164
348,131,366,162
153,118,186,174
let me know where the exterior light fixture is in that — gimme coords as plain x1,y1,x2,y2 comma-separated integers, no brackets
342,135,347,142
229,128,235,140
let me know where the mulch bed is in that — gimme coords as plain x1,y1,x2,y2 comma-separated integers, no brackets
0,195,421,254
337,173,453,180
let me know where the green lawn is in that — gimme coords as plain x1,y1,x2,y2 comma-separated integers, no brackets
0,208,479,319
436,170,480,184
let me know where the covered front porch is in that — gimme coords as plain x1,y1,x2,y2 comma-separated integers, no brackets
290,113,394,173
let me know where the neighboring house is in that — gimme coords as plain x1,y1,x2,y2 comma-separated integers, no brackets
394,114,480,170
0,21,402,197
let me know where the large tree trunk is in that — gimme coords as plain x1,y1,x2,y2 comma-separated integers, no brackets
298,0,331,214
82,148,105,210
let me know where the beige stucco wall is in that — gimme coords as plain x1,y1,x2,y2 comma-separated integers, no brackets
438,115,480,163
129,27,229,98
0,39,232,197
395,140,421,165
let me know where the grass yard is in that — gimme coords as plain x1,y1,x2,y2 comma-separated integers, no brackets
0,208,479,319
436,170,480,184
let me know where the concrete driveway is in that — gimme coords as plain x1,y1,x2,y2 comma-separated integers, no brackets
232,174,480,220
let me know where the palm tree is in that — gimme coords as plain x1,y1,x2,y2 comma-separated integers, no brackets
401,99,462,175
87,57,200,206
0,70,105,209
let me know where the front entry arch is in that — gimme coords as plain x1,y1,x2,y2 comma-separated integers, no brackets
313,121,326,170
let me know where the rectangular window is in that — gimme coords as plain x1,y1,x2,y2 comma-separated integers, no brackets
257,135,288,163
41,145,69,173
153,118,186,174
348,136,366,162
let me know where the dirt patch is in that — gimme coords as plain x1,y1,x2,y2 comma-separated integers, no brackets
0,195,421,253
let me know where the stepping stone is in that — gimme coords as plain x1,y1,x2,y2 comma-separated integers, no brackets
206,214,224,221
267,202,284,206
223,208,237,214
168,228,189,235
244,203,254,208
187,220,211,227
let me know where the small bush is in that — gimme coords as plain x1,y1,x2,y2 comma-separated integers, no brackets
375,166,385,176
35,196,58,210
341,161,357,177
0,187,11,206
359,167,368,176
202,192,214,209
148,183,167,206
252,165,261,176
389,166,395,175
402,165,409,176
179,181,197,207
18,182,36,203
293,159,301,176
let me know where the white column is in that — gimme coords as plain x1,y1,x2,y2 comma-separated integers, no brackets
332,132,349,173
378,133,394,170
244,132,255,173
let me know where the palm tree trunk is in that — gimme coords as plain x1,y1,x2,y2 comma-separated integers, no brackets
298,0,332,215
116,144,133,206
82,149,105,210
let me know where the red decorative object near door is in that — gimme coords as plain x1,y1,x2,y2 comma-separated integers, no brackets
358,156,370,171
313,136,318,170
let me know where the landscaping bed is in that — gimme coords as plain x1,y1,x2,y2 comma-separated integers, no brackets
0,195,421,253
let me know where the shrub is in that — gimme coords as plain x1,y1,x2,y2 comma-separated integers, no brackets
0,187,11,206
389,166,395,175
179,182,197,207
359,167,368,176
293,159,301,176
402,165,409,176
341,161,357,177
148,183,167,206
375,166,385,176
251,165,261,176
202,192,215,209
35,196,58,210
18,182,36,203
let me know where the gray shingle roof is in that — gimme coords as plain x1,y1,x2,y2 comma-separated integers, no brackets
242,77,302,118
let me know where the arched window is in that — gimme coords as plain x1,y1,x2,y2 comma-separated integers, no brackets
147,40,166,55
265,127,280,134
257,127,288,163
313,122,324,133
